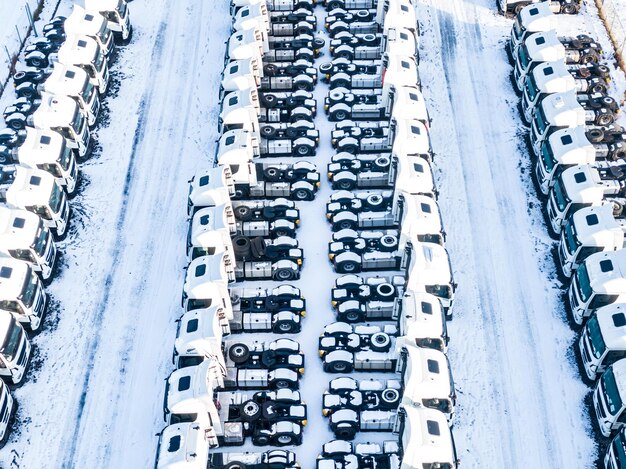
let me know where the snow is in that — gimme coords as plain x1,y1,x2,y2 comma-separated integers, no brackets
0,0,625,467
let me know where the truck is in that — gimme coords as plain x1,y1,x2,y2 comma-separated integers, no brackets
513,30,602,91
164,361,306,446
535,125,626,195
84,0,132,44
0,207,57,281
63,5,115,56
4,92,90,157
331,118,430,156
321,348,455,438
568,248,626,325
324,83,428,123
604,426,626,469
208,450,298,469
0,258,47,331
317,440,400,469
521,61,612,122
222,57,317,94
594,358,626,437
231,0,314,15
0,380,14,443
530,91,618,158
558,202,626,277
17,63,100,127
578,303,626,381
328,27,418,61
0,310,31,385
325,0,418,38
326,189,441,235
25,34,109,95
233,4,316,37
327,54,420,90
499,0,580,16
0,165,70,237
509,3,556,57
217,125,318,160
546,160,626,234
0,127,78,195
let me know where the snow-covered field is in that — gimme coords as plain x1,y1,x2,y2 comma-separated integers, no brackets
0,0,625,468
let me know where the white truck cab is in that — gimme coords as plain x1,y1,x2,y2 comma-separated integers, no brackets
510,3,555,57
15,127,78,195
183,255,235,312
0,206,57,280
579,304,626,381
395,153,436,197
233,3,270,36
594,358,626,437
85,0,132,43
400,291,449,351
0,165,69,237
225,28,267,64
0,258,47,331
187,167,234,215
31,92,90,157
57,35,109,94
64,5,115,56
175,306,229,369
568,249,626,324
559,202,626,277
514,30,564,91
605,426,626,469
0,380,14,442
0,310,31,385
42,63,100,127
155,418,211,469
398,406,458,469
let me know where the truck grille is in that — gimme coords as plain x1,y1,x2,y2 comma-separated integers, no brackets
16,343,28,367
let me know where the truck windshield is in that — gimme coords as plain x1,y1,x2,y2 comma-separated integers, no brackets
71,106,83,133
31,223,48,257
602,367,624,416
118,0,127,18
81,81,95,104
526,74,541,104
534,106,550,137
517,44,531,71
552,179,570,212
59,145,72,171
19,274,38,308
576,263,593,303
94,49,105,73
512,18,523,40
563,220,580,255
48,184,64,214
540,142,556,174
587,315,607,359
613,432,626,467
0,318,22,361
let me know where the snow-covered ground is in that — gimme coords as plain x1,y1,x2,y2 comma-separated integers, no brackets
1,0,625,468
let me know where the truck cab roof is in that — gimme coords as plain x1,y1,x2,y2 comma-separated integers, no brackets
190,205,235,247
400,291,446,341
64,5,107,37
226,28,265,62
393,86,429,126
45,63,90,97
406,242,453,290
33,92,80,129
532,60,574,94
547,126,595,165
383,27,418,57
184,255,234,300
541,91,585,127
584,249,626,296
220,89,260,133
394,118,431,154
233,3,269,33
395,155,436,196
156,420,210,469
175,308,228,361
0,258,32,300
221,58,260,93
17,127,65,166
401,344,453,405
4,166,56,208
57,35,99,66
382,0,418,33
217,129,257,164
523,30,564,63
596,304,626,352
188,167,234,209
384,55,419,88
402,193,443,237
518,3,554,33
571,203,625,249
166,359,215,415
401,406,457,468
560,162,626,203
0,206,40,250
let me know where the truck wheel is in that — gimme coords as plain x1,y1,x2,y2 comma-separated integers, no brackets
380,388,400,408
595,64,611,78
285,127,300,138
319,62,333,73
295,80,313,91
334,423,357,440
274,226,295,238
264,63,278,76
240,400,262,421
365,194,384,209
292,187,313,200
331,109,349,121
261,125,277,138
362,34,377,45
6,118,26,130
335,260,359,273
328,0,343,9
264,166,281,181
338,143,358,154
234,205,253,221
261,93,278,107
342,309,364,323
586,128,604,143
253,434,271,446
561,3,579,14
603,96,617,108
370,332,391,352
336,50,353,61
335,179,356,191
513,4,526,14
294,144,313,156
274,268,296,281
581,52,599,64
229,343,250,364
326,360,352,373
335,219,357,231
373,155,391,170
376,283,396,299
614,149,626,160
274,433,297,446
313,38,326,49
270,378,292,390
596,113,614,126
233,235,252,258
274,320,299,333
223,463,247,469
332,79,350,89
379,234,398,252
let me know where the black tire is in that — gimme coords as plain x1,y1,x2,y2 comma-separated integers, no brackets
373,155,391,170
295,144,313,157
328,0,343,9
261,125,277,138
336,179,355,191
331,109,348,121
571,39,584,49
285,127,300,138
370,332,391,352
264,63,278,76
613,149,626,160
270,378,292,390
233,235,252,258
586,128,604,143
334,423,356,440
578,67,591,78
379,234,398,251
240,400,261,422
274,226,294,238
224,463,247,469
336,261,359,273
7,119,25,130
339,144,358,154
274,433,297,446
234,205,253,221
261,350,278,368
590,83,606,94
380,388,400,407
343,309,364,323
319,62,333,73
332,79,350,89
250,237,266,259
253,434,271,446
596,64,611,77
313,37,325,49
596,113,614,126
327,360,352,373
274,268,296,281
337,219,356,231
29,57,46,68
376,282,395,299
261,93,278,107
365,194,384,209
229,343,250,364
295,80,312,91
603,96,616,107
274,320,299,333
292,187,313,201
262,206,278,219
581,52,598,64
264,166,281,181
562,3,578,14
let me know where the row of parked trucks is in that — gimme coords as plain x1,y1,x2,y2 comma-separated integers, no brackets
511,6,626,468
0,1,133,445
153,0,461,468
